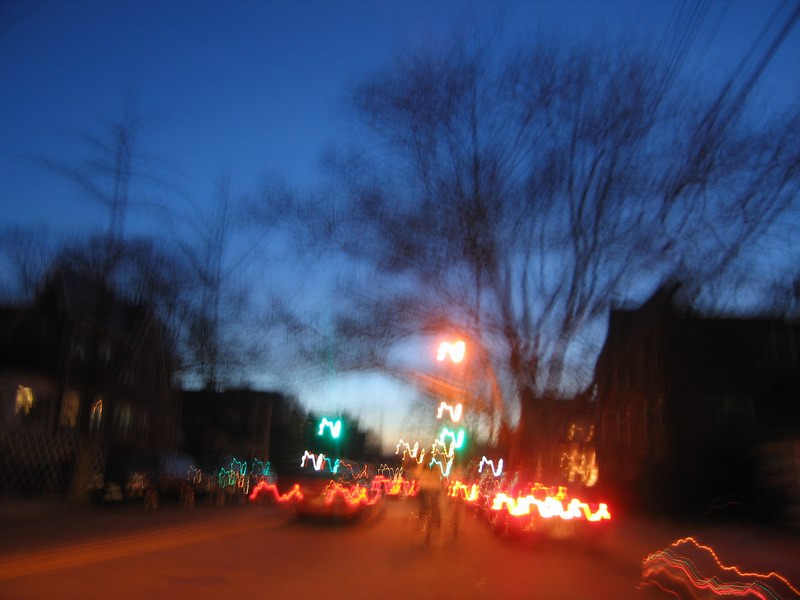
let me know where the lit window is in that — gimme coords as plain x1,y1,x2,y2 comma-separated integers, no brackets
90,398,103,431
15,385,34,415
60,390,80,429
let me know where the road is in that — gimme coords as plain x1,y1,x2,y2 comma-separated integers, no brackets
0,498,797,599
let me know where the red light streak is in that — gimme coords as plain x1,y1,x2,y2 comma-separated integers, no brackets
248,481,304,504
371,475,418,497
322,482,380,507
491,492,610,521
448,481,479,502
338,460,369,480
641,537,800,599
445,478,609,523
675,536,799,593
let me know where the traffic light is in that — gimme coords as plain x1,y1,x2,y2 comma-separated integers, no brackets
317,417,342,439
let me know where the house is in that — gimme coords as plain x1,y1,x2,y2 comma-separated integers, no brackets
593,284,800,516
0,268,179,499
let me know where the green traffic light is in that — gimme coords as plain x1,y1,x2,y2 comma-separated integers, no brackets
318,417,342,439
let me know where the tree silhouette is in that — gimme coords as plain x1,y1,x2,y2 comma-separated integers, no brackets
294,34,800,473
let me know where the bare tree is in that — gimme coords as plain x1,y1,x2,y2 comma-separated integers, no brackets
289,33,799,473
0,225,54,301
762,272,800,319
180,174,267,391
36,99,174,260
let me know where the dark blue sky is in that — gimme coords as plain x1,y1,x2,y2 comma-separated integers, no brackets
3,1,797,236
2,0,798,448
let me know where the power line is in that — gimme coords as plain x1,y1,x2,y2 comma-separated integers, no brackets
732,0,800,110
686,0,732,83
692,0,799,145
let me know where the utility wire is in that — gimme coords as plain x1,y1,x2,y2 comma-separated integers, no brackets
731,0,800,112
691,0,798,147
686,0,733,84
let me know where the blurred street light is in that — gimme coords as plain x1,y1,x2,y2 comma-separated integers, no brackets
436,339,465,363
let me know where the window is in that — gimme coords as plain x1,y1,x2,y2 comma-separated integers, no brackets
90,398,103,431
60,390,80,429
71,339,86,360
15,385,34,416
115,402,132,440
98,341,112,363
119,367,135,386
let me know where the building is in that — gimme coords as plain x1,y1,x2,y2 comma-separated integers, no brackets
180,388,283,471
0,268,179,498
593,284,800,517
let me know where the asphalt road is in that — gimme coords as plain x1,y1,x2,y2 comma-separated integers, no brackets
0,498,797,599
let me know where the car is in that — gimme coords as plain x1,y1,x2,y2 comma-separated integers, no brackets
482,481,612,544
293,459,380,522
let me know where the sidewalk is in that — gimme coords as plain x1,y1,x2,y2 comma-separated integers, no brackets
0,495,78,521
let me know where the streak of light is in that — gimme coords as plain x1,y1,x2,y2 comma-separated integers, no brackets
437,427,465,453
436,401,463,422
322,481,380,507
641,536,800,599
491,492,610,521
371,475,419,497
318,417,342,438
448,481,480,502
300,451,340,473
478,456,503,476
248,481,304,504
395,439,426,463
429,455,453,477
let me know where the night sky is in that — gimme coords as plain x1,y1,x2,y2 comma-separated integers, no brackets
2,0,798,449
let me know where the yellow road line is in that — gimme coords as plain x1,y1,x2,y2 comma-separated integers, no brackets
0,515,263,581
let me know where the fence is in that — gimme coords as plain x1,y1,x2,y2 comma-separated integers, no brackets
0,424,105,497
